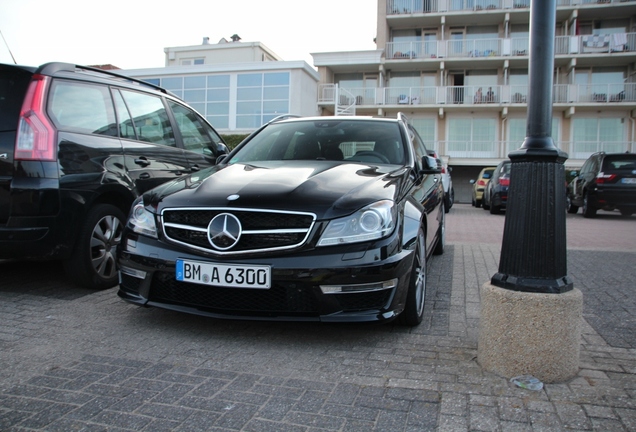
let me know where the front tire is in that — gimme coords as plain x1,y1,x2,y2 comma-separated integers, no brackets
63,204,125,289
433,210,445,256
398,227,427,327
566,196,579,214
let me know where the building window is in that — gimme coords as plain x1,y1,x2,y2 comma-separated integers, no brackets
180,58,205,66
236,72,290,128
572,117,626,158
206,75,230,130
507,118,560,154
447,117,497,158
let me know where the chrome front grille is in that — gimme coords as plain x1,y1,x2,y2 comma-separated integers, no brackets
161,207,316,255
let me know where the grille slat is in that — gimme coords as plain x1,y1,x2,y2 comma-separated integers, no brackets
162,207,315,255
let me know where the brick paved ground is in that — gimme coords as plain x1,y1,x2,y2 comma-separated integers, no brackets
0,204,634,431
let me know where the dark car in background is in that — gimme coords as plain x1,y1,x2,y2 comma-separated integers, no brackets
470,166,496,208
117,114,445,326
482,160,511,214
0,62,227,289
567,152,636,217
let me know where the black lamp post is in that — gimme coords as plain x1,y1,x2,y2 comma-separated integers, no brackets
490,0,573,294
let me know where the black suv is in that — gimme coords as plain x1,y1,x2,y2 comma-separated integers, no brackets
0,62,227,289
567,152,636,217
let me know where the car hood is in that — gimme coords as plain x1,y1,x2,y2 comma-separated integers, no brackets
146,161,408,220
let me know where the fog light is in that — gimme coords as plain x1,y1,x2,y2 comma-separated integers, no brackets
320,278,398,294
119,266,147,279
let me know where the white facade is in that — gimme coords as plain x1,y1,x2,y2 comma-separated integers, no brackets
123,40,320,135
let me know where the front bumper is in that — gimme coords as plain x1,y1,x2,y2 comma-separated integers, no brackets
117,230,416,323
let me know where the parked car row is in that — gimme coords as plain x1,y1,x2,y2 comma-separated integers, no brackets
2,63,445,327
469,151,635,218
471,162,510,215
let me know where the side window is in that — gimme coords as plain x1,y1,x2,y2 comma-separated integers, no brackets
112,89,136,140
48,80,117,136
580,159,591,174
119,90,175,147
410,126,428,168
168,101,223,156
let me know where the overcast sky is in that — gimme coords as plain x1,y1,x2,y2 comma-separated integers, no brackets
0,0,378,70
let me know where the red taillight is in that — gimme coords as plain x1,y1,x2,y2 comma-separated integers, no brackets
499,177,510,186
595,173,616,184
15,75,57,161
478,179,487,186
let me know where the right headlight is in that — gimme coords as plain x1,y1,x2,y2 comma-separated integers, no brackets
127,199,158,238
318,200,396,246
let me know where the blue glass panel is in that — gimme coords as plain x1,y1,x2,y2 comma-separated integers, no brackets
184,76,206,89
238,73,262,87
264,72,289,86
207,75,230,87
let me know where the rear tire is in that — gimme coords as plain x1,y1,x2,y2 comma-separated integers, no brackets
582,192,597,218
63,204,125,289
398,227,426,327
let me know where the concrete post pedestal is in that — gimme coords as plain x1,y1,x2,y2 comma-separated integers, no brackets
478,283,583,383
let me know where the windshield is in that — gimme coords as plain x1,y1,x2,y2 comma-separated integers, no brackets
229,120,406,165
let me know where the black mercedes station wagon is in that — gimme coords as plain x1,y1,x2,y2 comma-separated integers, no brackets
117,114,445,326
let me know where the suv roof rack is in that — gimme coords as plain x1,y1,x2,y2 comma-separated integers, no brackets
36,62,169,95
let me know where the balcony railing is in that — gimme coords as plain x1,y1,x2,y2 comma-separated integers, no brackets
319,83,636,106
386,33,635,60
427,141,633,160
387,0,634,14
555,33,636,54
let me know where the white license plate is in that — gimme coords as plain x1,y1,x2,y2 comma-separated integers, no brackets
176,259,271,289
622,178,636,184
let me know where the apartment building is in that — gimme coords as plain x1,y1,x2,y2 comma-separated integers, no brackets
312,0,636,201
122,38,320,135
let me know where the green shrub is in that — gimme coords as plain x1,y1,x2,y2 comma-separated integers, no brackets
221,134,250,151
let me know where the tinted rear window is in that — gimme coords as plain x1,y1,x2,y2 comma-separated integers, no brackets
0,69,31,131
602,155,636,172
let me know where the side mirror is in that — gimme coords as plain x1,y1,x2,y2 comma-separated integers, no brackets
420,156,442,174
217,143,229,155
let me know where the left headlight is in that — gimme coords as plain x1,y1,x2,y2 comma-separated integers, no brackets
127,199,158,238
318,200,396,246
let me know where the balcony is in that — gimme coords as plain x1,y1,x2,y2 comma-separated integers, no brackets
386,33,636,61
387,0,634,14
319,83,636,107
555,33,635,55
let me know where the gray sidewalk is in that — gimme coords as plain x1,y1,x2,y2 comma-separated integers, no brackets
0,204,635,431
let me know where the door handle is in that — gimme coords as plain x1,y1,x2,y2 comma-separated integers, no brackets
190,164,200,172
134,157,151,167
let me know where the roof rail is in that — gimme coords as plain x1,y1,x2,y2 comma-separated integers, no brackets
268,114,301,123
35,62,168,95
